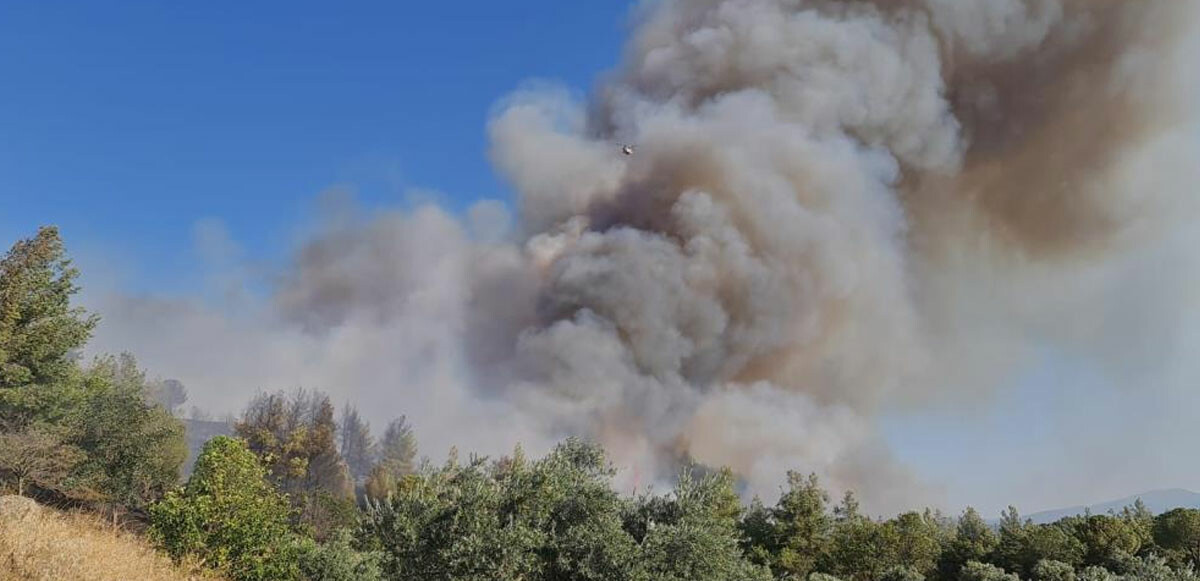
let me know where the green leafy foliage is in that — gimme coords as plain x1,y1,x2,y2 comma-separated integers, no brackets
940,507,998,580
377,415,418,477
11,226,1200,581
0,229,185,511
360,439,768,581
881,564,927,581
1120,554,1200,581
70,354,188,511
888,511,948,577
629,468,772,581
150,436,301,581
1077,565,1119,581
235,389,354,539
1154,509,1200,570
961,560,1021,581
993,507,1085,577
295,528,383,581
361,440,633,580
1066,514,1145,570
824,495,894,581
742,472,833,579
1033,559,1077,581
809,574,844,581
0,226,97,395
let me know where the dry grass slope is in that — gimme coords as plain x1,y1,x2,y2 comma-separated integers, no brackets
0,496,219,581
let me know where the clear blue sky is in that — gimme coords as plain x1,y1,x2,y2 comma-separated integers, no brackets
0,1,631,292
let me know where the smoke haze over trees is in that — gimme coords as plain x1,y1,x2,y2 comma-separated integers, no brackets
8,225,1200,580
80,0,1200,516
3,0,1200,578
0,227,187,521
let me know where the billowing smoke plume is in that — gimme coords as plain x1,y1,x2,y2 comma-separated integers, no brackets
87,0,1199,513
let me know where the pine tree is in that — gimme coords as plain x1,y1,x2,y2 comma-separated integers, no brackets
0,227,98,427
339,403,376,484
378,415,418,477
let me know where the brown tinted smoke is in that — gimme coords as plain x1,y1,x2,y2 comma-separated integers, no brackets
90,0,1199,512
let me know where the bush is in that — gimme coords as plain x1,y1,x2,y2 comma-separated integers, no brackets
1034,559,1077,581
961,561,1020,581
296,528,382,581
881,565,926,581
149,436,301,581
361,440,634,580
1121,554,1200,581
1076,566,1117,581
809,574,844,581
360,440,770,581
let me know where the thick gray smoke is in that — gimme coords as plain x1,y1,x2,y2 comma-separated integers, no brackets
87,0,1199,513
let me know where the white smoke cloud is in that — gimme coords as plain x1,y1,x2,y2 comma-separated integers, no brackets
84,0,1199,514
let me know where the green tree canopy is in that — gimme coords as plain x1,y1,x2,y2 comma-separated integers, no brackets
0,227,96,389
0,226,98,428
361,440,633,580
1033,559,1077,581
69,353,187,512
1065,514,1144,570
359,440,769,581
378,415,418,477
961,560,1020,581
150,436,301,581
993,507,1085,577
630,467,772,581
741,472,833,579
235,389,354,539
940,507,999,580
1153,509,1200,569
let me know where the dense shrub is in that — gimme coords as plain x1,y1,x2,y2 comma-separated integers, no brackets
360,439,769,581
150,436,301,581
960,560,1020,581
296,528,383,581
1034,559,1077,581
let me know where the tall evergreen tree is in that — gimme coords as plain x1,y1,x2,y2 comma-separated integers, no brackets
940,507,999,580
378,415,418,477
304,395,352,496
742,471,833,579
0,227,98,427
339,403,377,484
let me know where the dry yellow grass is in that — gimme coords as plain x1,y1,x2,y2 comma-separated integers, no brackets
0,496,220,581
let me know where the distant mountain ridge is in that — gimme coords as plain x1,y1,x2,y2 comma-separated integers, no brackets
1018,489,1200,524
